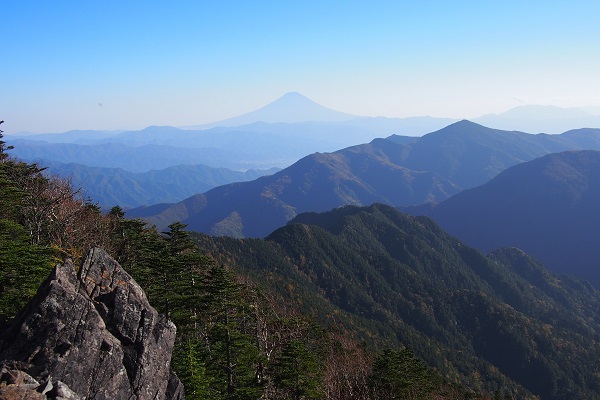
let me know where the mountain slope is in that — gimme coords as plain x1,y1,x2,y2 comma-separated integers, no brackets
413,150,600,287
388,120,600,189
44,161,277,209
128,138,460,237
130,121,600,237
193,204,600,399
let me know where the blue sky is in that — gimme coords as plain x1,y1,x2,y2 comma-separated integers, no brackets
3,1,600,133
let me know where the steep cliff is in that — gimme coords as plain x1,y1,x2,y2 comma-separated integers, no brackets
0,248,183,399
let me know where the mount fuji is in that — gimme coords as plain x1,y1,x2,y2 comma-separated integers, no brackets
187,92,357,128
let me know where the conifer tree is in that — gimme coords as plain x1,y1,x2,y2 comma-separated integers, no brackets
0,219,54,317
173,338,214,400
272,339,323,400
0,122,54,316
201,264,264,399
370,348,438,399
0,121,14,163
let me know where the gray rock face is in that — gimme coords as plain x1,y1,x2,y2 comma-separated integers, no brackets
0,248,183,399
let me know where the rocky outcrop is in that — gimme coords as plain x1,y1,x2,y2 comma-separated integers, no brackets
0,367,79,399
0,248,184,399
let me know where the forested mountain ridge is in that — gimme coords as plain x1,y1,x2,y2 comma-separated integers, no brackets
0,125,495,399
409,149,600,288
43,161,278,209
128,138,460,237
130,120,600,237
386,120,600,189
193,203,600,399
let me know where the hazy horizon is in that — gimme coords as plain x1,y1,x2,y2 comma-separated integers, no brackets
4,1,600,133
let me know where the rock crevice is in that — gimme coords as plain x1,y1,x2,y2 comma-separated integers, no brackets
0,248,184,400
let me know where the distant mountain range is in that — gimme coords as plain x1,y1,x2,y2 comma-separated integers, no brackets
8,139,267,172
6,121,455,173
194,203,600,399
126,135,460,237
5,93,457,173
473,104,600,134
8,92,600,176
3,91,460,213
43,161,278,209
386,122,600,188
128,121,600,237
409,150,600,288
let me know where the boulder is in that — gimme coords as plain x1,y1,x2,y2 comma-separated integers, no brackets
0,248,183,399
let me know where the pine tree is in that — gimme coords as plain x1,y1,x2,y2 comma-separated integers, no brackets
172,338,214,400
272,339,323,400
0,219,54,317
201,264,264,399
0,121,14,164
370,348,438,399
0,124,55,317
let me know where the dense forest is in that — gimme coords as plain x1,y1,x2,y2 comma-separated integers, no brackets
0,123,496,399
193,205,600,400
